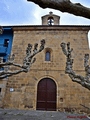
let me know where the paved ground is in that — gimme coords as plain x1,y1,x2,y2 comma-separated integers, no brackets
0,109,89,120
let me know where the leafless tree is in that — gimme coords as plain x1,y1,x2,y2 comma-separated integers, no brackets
0,39,45,79
27,0,90,19
61,42,90,91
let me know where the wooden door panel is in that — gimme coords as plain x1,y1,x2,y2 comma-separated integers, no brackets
37,102,46,110
47,102,56,111
37,78,56,111
37,91,46,101
47,92,56,101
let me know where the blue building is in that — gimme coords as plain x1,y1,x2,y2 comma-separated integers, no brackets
0,27,13,62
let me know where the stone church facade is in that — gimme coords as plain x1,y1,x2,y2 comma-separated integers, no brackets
0,12,90,113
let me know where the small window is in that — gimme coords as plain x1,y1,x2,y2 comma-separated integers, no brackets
45,51,50,61
48,17,54,25
4,39,9,47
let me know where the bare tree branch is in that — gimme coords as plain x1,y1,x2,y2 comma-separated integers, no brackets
0,39,45,79
27,0,90,19
61,42,90,90
0,69,25,79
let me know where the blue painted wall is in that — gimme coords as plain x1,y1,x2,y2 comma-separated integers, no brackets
0,27,13,62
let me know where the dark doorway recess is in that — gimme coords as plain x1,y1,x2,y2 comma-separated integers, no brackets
36,78,56,111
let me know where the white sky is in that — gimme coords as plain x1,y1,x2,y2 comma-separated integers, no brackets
0,0,90,47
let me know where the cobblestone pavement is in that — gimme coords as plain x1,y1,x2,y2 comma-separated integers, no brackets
0,109,89,120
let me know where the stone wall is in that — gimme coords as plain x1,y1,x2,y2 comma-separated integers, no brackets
3,26,90,113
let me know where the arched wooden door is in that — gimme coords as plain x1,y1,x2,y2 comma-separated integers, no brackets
36,78,56,111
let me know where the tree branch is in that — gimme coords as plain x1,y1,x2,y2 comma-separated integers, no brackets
0,39,45,79
61,42,90,91
0,69,25,79
27,0,90,19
